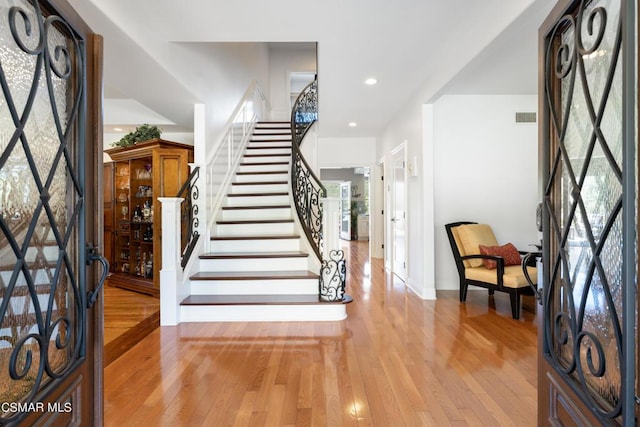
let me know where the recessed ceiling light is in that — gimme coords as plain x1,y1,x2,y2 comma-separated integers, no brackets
348,122,358,127
114,127,123,132
364,78,377,85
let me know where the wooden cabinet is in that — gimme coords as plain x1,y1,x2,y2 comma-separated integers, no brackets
104,139,194,297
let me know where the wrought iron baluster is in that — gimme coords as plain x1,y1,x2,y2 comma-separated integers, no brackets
176,167,200,269
290,79,346,301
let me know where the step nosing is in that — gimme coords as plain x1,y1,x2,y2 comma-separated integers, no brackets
240,162,289,166
210,234,300,240
216,219,294,224
221,205,289,210
231,181,288,185
190,270,319,280
244,154,292,157
181,295,328,306
200,251,309,259
227,192,288,197
236,171,288,175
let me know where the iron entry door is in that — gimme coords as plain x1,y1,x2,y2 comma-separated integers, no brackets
539,0,637,425
0,0,104,425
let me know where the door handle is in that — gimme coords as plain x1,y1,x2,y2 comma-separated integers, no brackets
86,243,109,308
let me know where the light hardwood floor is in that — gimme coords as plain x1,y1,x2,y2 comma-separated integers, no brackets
103,284,160,366
104,241,538,426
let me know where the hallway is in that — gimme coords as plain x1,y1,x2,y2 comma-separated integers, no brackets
104,241,537,426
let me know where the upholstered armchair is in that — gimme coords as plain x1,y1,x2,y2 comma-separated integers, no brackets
445,221,538,320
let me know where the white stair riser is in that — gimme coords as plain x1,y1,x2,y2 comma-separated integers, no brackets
250,134,291,140
242,155,291,164
234,173,288,183
215,221,295,236
198,257,309,272
253,127,290,132
255,126,289,130
221,208,291,221
180,304,346,322
225,194,289,206
209,238,302,253
238,163,289,173
245,148,291,156
190,277,316,294
230,184,289,194
247,142,291,149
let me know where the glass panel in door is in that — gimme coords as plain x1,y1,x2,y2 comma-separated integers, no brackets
541,0,633,423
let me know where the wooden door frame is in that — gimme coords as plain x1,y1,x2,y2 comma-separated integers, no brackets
537,0,638,425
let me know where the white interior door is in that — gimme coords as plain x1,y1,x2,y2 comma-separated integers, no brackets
391,149,406,281
340,181,351,240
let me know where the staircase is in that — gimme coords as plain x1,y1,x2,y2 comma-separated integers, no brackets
178,122,349,322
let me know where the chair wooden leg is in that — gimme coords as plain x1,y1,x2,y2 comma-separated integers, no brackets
488,289,495,296
509,291,521,320
459,280,468,302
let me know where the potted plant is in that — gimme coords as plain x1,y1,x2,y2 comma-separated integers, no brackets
111,124,161,148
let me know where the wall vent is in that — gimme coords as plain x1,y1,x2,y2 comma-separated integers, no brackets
515,112,537,123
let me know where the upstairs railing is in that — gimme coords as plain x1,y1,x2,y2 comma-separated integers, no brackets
202,82,268,244
177,82,267,270
290,79,325,260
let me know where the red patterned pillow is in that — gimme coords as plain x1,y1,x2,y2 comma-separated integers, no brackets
478,243,521,269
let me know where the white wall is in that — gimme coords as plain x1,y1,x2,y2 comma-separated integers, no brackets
433,94,539,289
268,44,317,121
317,137,376,167
166,42,270,147
376,101,427,298
376,94,538,298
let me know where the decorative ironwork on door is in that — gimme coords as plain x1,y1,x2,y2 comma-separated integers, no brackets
542,0,636,423
0,0,87,423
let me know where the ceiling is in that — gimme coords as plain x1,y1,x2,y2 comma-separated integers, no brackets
67,0,556,138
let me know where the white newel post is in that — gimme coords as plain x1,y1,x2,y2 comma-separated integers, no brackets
159,197,184,326
322,197,340,256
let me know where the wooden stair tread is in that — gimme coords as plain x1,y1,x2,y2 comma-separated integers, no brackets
200,251,309,259
236,171,287,175
240,161,289,166
181,294,353,306
210,234,300,241
244,153,292,157
246,146,292,150
216,219,294,224
250,139,292,143
227,192,288,197
231,181,288,185
221,205,289,210
190,270,319,280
